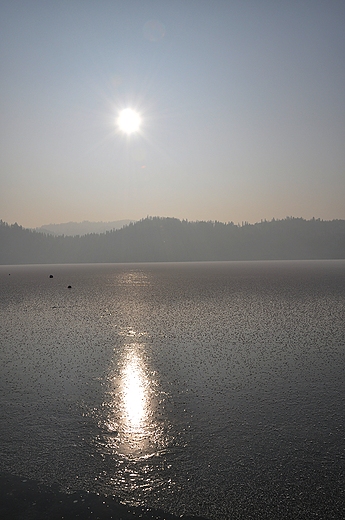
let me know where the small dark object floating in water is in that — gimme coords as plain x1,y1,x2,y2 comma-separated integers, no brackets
68,285,72,289
49,274,53,278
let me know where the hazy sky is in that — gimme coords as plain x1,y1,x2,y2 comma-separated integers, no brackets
1,0,344,227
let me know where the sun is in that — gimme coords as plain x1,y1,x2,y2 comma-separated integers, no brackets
117,108,141,134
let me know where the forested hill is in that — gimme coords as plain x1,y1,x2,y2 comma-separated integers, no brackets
1,217,345,264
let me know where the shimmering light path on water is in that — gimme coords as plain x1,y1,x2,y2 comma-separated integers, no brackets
0,261,344,519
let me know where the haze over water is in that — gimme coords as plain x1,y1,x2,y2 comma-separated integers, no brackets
0,261,344,518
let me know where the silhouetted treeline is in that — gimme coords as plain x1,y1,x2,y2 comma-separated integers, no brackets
1,216,345,264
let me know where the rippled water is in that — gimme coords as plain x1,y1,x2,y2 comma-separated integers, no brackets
1,261,344,518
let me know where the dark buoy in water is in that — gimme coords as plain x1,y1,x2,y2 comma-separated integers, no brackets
67,285,72,289
49,274,53,278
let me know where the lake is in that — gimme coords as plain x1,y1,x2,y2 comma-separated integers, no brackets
0,261,344,519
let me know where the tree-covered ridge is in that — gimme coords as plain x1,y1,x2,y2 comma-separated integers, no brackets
1,216,345,264
35,219,133,236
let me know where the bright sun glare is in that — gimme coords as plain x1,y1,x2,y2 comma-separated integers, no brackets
117,108,141,134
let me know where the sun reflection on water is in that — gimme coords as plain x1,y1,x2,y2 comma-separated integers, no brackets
122,352,147,429
101,334,169,462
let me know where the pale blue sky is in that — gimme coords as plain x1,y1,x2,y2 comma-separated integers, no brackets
1,0,344,227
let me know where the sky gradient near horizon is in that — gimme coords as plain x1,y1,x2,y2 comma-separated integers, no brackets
1,0,344,228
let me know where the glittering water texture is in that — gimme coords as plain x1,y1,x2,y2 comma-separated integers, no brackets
0,261,344,519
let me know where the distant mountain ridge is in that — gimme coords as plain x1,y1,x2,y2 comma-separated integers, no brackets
35,220,134,236
1,216,345,264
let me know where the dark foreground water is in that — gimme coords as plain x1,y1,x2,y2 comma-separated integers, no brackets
0,261,344,519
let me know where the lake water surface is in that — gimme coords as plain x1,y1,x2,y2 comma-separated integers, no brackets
1,261,344,519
